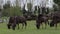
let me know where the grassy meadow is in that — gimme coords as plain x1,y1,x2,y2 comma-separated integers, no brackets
0,20,60,34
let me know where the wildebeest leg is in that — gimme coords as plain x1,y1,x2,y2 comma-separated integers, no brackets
22,23,24,29
45,22,47,29
47,20,49,25
55,23,57,29
41,23,43,29
36,23,40,29
7,23,11,29
17,24,19,29
24,22,27,29
12,24,16,30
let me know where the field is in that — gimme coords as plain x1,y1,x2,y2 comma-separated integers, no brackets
0,20,60,34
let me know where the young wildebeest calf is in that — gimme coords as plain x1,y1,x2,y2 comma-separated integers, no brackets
36,14,49,29
7,16,27,30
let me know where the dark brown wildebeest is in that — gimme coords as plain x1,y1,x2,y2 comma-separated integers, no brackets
24,14,37,21
50,11,60,29
31,14,37,20
7,16,15,29
7,16,27,30
36,14,49,29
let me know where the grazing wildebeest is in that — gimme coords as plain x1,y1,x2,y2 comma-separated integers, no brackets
31,14,37,20
50,11,60,29
7,16,27,30
36,14,49,29
7,16,15,29
23,15,32,21
24,14,37,21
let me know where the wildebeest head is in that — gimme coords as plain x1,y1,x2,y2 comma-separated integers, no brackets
11,17,16,30
7,23,16,30
7,23,11,29
7,16,16,30
50,21,55,27
11,23,16,30
36,24,40,29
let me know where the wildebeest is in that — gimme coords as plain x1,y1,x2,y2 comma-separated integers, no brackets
24,14,37,21
31,14,37,20
50,11,60,29
36,14,49,29
7,16,27,30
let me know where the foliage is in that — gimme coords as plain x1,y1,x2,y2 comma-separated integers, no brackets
27,3,32,11
54,0,60,5
3,1,10,9
54,0,60,8
2,7,22,17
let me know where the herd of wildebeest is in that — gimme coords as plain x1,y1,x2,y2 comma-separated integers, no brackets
7,11,60,30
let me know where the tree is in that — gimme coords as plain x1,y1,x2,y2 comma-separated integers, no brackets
2,0,22,17
16,0,19,7
0,0,3,17
34,6,37,15
54,0,60,8
54,0,60,5
3,1,10,9
2,0,11,17
27,3,32,15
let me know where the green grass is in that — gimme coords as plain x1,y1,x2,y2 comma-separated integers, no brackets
0,20,60,34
